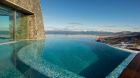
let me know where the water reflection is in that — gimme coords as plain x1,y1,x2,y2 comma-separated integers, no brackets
12,40,47,78
0,40,47,78
0,4,15,43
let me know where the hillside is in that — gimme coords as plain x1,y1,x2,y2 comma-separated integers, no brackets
97,32,140,51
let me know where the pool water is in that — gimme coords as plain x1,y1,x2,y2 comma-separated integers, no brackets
0,35,132,78
0,41,29,78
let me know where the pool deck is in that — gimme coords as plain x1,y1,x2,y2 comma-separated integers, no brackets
119,53,140,78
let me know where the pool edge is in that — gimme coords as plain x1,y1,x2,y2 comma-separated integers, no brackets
106,53,137,78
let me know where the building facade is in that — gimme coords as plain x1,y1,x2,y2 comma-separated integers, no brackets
0,0,45,41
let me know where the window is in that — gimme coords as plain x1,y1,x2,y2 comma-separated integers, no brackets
0,4,28,43
0,4,14,43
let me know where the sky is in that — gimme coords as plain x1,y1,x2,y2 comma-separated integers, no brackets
41,0,140,32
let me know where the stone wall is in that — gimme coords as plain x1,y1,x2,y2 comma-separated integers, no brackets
3,0,45,39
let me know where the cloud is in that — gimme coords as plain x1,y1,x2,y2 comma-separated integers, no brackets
45,23,140,32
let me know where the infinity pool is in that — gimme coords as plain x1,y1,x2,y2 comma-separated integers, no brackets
0,35,134,78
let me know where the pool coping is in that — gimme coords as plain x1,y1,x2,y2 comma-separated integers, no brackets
105,45,139,78
119,53,140,78
0,39,44,46
0,41,17,45
106,53,137,78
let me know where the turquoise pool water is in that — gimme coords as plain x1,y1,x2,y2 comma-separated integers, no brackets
0,35,132,78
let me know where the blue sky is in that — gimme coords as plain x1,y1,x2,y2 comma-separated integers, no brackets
41,0,140,32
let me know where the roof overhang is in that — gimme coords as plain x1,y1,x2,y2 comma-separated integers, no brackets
0,0,34,15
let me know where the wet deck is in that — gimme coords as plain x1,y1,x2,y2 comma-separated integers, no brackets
119,53,140,78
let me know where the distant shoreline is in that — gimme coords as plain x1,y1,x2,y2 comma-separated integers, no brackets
45,30,113,35
96,33,140,51
46,34,99,38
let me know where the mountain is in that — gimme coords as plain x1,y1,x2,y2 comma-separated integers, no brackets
97,32,140,51
110,31,140,38
45,30,114,35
